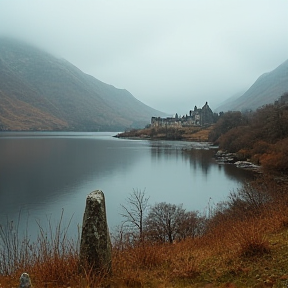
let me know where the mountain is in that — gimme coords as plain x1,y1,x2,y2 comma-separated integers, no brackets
214,91,245,112
215,59,288,112
0,38,166,131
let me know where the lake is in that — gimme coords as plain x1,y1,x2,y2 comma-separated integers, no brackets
0,132,252,238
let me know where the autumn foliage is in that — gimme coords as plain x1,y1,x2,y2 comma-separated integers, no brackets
2,100,288,287
209,101,288,174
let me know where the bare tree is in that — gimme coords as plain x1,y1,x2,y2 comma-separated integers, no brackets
120,189,150,241
177,211,206,239
144,202,186,243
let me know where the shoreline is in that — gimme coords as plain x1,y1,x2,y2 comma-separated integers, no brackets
114,125,214,142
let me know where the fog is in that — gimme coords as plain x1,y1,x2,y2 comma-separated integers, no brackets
1,0,288,114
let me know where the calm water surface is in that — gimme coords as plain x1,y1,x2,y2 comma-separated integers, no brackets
0,132,252,237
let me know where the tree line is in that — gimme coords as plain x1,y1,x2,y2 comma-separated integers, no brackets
209,94,288,175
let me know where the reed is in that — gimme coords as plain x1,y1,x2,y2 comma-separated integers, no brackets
1,178,288,287
0,210,83,287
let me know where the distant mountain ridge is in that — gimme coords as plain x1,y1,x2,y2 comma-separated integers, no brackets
215,59,288,112
0,38,166,131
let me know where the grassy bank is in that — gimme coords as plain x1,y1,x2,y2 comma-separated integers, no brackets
116,125,214,142
1,178,288,287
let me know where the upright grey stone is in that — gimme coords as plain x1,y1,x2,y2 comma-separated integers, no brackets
79,190,112,274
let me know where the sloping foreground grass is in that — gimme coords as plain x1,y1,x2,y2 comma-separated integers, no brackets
111,213,288,288
1,182,288,287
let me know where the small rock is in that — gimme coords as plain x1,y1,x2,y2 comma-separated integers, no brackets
19,273,32,288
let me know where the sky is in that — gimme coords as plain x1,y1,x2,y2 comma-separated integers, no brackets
0,0,288,115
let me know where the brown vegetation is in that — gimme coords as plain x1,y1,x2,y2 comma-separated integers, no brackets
116,125,214,142
0,91,68,131
1,176,288,287
209,102,288,175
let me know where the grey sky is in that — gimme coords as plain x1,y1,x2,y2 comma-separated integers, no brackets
1,0,288,115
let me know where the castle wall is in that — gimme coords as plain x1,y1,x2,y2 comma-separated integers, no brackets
151,102,214,128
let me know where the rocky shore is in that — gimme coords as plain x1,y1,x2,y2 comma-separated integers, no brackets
214,150,261,171
116,127,261,172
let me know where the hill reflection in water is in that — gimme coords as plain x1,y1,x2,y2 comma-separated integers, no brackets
0,132,253,238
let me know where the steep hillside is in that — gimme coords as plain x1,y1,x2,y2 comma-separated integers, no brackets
215,59,288,112
0,38,165,131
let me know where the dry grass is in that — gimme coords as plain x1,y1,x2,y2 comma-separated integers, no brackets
117,126,213,142
182,125,215,142
2,180,288,287
110,193,288,287
0,212,83,288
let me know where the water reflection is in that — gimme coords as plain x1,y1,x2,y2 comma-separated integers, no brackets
0,133,253,238
185,148,216,176
220,162,256,182
0,135,145,217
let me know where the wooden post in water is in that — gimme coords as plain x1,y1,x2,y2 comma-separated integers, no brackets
79,190,112,275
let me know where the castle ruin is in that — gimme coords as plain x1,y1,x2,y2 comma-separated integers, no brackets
151,102,214,128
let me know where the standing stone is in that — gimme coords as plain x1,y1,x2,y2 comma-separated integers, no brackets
79,190,112,274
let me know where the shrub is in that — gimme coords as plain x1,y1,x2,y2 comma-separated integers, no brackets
232,220,270,258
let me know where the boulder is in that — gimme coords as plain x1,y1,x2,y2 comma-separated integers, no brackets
235,161,260,170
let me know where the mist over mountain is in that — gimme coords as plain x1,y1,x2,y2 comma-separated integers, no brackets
215,59,288,112
0,38,166,131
